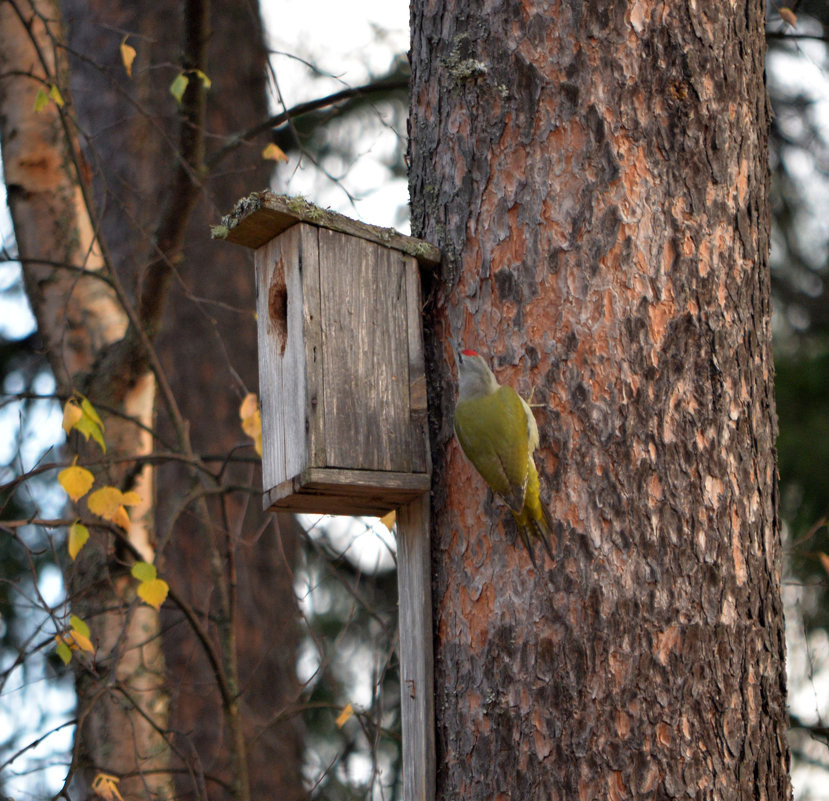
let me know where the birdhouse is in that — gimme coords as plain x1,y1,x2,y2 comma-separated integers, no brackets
213,192,440,516
215,191,438,801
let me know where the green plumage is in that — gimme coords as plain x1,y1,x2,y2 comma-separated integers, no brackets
454,351,553,567
454,386,531,514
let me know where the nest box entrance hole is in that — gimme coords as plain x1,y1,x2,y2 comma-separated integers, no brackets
268,256,288,355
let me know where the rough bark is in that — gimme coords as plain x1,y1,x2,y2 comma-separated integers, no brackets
410,1,791,799
60,1,305,797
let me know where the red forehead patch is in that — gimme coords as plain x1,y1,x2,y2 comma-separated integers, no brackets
461,348,479,357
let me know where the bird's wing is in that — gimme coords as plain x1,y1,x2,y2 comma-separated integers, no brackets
453,386,530,513
520,394,539,451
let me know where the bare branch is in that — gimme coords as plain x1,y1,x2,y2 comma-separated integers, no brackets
136,0,210,342
207,75,409,170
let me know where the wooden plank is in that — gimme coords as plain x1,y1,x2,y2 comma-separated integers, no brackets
266,492,411,516
214,191,441,268
256,224,316,489
319,230,412,473
262,468,431,515
301,468,431,493
397,495,436,801
404,256,429,474
255,238,286,489
279,225,310,482
297,224,325,470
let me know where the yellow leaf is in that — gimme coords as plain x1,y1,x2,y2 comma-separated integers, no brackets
819,552,829,577
88,486,121,517
120,37,136,78
88,486,141,529
335,703,354,728
193,69,211,89
131,560,156,582
240,393,262,456
779,7,797,27
92,772,125,801
137,577,169,611
379,510,396,532
58,465,95,501
55,616,94,655
262,143,288,163
62,399,82,434
68,521,90,559
131,563,169,610
112,506,131,530
67,628,94,653
33,87,49,112
49,84,64,107
121,490,142,506
239,393,258,428
170,72,188,103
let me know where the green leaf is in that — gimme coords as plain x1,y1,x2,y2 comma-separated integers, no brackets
79,396,103,427
33,87,49,112
68,395,106,452
169,72,188,104
131,561,157,582
56,641,72,665
70,614,90,638
75,416,106,452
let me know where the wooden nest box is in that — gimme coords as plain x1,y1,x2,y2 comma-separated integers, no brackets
214,192,440,516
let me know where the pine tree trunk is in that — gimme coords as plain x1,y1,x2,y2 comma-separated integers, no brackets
410,0,792,798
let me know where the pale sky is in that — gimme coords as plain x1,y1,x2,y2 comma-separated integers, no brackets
263,0,411,229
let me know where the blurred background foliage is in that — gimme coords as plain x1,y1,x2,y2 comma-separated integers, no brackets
2,1,829,798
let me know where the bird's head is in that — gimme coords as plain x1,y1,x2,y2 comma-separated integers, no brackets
457,348,499,400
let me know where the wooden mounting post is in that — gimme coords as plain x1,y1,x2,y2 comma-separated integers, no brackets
398,495,436,801
214,191,437,801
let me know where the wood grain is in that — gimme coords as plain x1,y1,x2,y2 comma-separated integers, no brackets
255,225,313,490
397,496,436,801
253,219,431,511
319,228,413,473
405,257,430,473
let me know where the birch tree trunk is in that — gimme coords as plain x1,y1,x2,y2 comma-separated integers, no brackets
0,2,168,798
60,1,305,795
0,0,304,798
409,0,792,798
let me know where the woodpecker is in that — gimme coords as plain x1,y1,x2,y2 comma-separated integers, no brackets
453,348,553,567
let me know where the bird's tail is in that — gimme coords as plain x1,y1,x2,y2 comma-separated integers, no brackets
512,460,554,568
512,505,554,569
